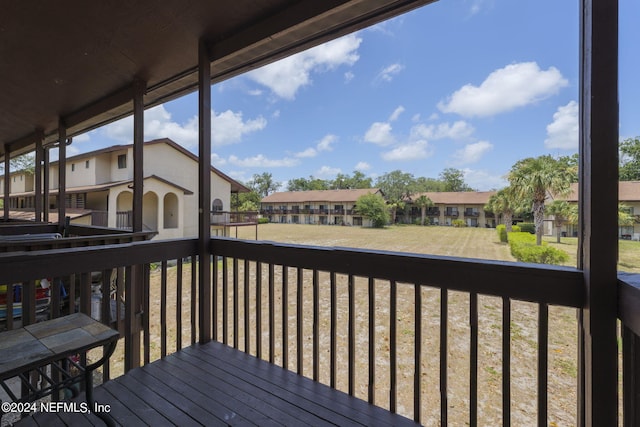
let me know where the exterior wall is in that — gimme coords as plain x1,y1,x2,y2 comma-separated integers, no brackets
107,179,185,240
8,172,30,193
67,157,97,187
261,201,362,226
109,148,133,183
145,142,230,238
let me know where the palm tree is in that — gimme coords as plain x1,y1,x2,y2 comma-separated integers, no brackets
414,195,433,226
508,155,575,245
485,187,519,232
546,200,573,243
388,200,405,224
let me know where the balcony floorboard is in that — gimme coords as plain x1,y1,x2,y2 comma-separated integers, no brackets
16,340,419,426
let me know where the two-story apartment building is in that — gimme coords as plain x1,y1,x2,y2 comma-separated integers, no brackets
261,188,383,226
0,138,247,239
548,181,640,239
406,191,497,227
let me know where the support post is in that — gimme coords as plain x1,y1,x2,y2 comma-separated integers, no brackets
3,144,9,220
579,0,619,426
57,125,67,231
34,130,44,222
44,148,50,222
198,39,212,343
132,79,145,233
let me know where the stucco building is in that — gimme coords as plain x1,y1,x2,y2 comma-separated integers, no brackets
261,188,384,226
0,138,247,239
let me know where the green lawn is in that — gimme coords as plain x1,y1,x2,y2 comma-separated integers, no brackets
237,223,640,273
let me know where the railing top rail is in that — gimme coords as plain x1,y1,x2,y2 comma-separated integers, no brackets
211,237,584,308
618,272,640,335
0,238,198,283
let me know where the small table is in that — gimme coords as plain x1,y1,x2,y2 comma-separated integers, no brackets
0,313,119,426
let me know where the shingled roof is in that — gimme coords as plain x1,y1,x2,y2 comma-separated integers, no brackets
262,188,383,203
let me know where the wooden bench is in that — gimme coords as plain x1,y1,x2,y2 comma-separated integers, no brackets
0,313,119,426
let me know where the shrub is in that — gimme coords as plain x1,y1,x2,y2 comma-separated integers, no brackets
496,224,508,243
511,225,521,233
452,219,467,227
518,222,535,234
507,232,569,265
258,217,270,224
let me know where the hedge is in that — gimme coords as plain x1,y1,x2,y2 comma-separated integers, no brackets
518,222,535,234
507,232,569,265
496,224,521,243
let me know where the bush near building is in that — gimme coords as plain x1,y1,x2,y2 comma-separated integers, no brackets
508,231,569,265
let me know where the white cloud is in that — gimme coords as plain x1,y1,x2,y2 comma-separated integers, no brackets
544,100,579,150
428,113,439,121
462,169,508,191
212,110,267,147
316,166,342,178
389,106,405,122
228,154,298,168
381,140,432,161
295,134,336,158
344,71,355,83
316,134,336,152
376,63,405,83
354,161,371,171
248,89,262,96
295,148,317,158
102,105,266,148
411,120,475,141
247,33,361,100
438,62,568,117
452,141,494,165
364,122,395,146
211,153,227,167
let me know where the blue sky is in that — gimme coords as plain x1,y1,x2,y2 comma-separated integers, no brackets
69,0,640,191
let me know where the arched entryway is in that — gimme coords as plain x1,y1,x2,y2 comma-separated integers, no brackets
163,192,179,229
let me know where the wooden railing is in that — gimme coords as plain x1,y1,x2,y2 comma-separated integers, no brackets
618,273,640,427
209,237,584,425
9,237,640,425
210,211,258,225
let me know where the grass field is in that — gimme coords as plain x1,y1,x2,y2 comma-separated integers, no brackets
237,223,640,273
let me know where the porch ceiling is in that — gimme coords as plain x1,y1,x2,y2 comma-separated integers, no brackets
1,0,436,158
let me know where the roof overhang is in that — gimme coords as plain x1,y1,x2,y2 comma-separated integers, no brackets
1,0,437,159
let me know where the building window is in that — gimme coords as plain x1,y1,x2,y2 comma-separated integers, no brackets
85,160,90,168
212,199,223,212
71,163,75,172
117,154,127,169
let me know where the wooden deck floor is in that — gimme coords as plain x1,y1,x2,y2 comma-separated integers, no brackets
15,340,419,426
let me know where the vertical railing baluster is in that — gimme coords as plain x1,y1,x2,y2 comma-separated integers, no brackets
297,267,303,375
441,288,448,426
414,283,422,423
269,263,275,364
622,324,640,427
368,277,375,404
212,253,218,342
470,292,478,427
502,296,511,427
68,273,76,319
176,259,183,351
244,260,250,354
282,265,288,370
51,276,61,319
233,258,239,349
256,261,262,359
330,272,337,388
313,269,319,381
191,256,197,345
161,261,167,359
538,303,548,427
349,274,356,396
6,283,14,331
143,264,150,365
390,280,397,411
222,256,228,345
